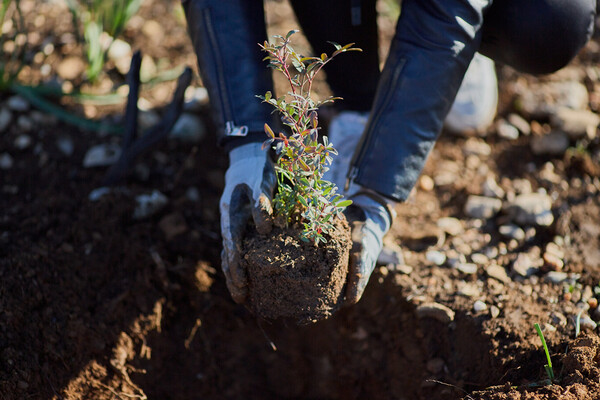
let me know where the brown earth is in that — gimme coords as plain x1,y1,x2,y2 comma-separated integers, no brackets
243,216,351,324
1,0,600,399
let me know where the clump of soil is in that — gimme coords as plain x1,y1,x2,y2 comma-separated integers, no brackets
242,217,351,324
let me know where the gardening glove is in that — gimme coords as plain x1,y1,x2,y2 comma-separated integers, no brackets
344,189,396,305
324,111,370,198
220,142,276,303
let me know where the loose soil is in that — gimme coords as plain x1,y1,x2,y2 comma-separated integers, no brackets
1,1,600,399
243,217,351,324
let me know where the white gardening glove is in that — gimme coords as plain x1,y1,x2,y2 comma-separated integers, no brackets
344,189,396,304
220,142,276,303
324,111,369,198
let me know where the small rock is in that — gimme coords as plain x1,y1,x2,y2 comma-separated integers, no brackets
418,174,435,191
482,176,505,198
545,242,564,259
486,264,510,283
550,312,568,327
184,86,210,113
17,115,33,132
14,134,32,150
7,95,29,112
496,119,520,140
530,131,570,155
0,152,14,169
545,271,569,284
133,190,168,219
471,253,488,265
88,187,112,202
426,250,446,266
579,316,597,331
390,264,413,274
142,20,165,44
490,305,500,318
0,108,12,132
507,113,531,135
456,263,478,275
426,358,445,374
458,283,480,297
512,253,540,277
473,300,487,312
56,137,74,156
512,179,533,195
464,195,502,219
140,54,157,82
551,107,600,139
463,137,491,157
83,143,121,168
543,252,564,271
499,224,525,241
505,193,554,226
159,213,188,240
416,303,455,323
170,114,206,143
185,187,201,202
107,39,133,75
57,56,86,80
517,80,589,117
437,217,463,236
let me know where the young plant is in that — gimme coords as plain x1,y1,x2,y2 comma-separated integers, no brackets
258,30,360,245
66,0,142,81
534,323,555,383
0,0,27,90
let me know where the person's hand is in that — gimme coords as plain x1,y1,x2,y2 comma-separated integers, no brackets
344,190,396,304
220,142,275,303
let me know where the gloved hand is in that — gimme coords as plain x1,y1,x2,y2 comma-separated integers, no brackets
220,142,276,303
344,190,396,304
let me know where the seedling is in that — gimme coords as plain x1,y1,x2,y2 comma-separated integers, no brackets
258,30,360,244
534,323,555,383
66,0,142,81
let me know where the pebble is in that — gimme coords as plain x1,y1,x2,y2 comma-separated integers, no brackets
545,271,569,284
138,110,161,131
471,253,488,265
14,134,32,150
504,193,554,226
490,305,500,318
7,95,29,112
456,263,478,275
550,312,568,327
551,107,600,139
83,143,121,168
499,224,525,241
512,253,539,277
158,213,188,240
17,115,33,132
107,39,133,75
458,283,480,297
464,195,502,219
88,187,112,201
133,190,168,219
507,113,531,135
473,300,487,312
545,242,564,259
482,176,505,198
486,264,511,283
512,179,533,195
418,174,435,191
437,217,463,236
142,20,165,44
377,242,404,266
496,119,520,140
517,80,589,117
390,264,413,275
579,316,597,331
463,137,491,157
56,137,74,156
185,187,201,202
184,86,210,113
530,131,570,155
57,56,86,80
0,108,12,132
170,114,206,143
426,250,446,266
543,252,564,271
0,153,14,169
140,54,157,82
416,302,455,323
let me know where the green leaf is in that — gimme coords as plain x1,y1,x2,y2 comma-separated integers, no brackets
327,41,342,50
264,123,275,138
297,195,308,207
336,199,352,208
286,29,299,39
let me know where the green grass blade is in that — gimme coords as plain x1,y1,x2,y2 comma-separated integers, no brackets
534,323,554,382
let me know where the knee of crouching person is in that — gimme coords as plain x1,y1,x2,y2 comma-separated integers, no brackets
481,0,596,75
